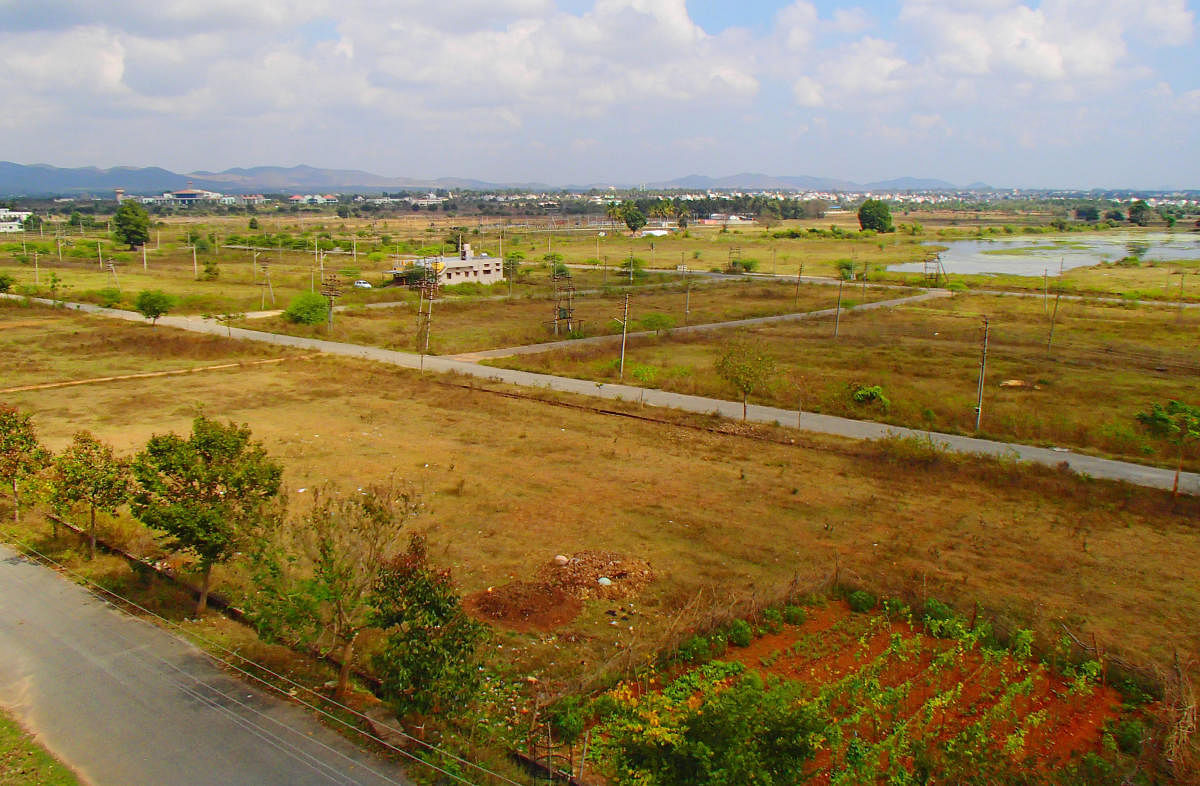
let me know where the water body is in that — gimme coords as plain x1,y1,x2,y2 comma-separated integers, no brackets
890,232,1200,277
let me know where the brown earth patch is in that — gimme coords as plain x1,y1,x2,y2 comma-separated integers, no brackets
467,551,655,632
536,550,655,601
465,581,582,632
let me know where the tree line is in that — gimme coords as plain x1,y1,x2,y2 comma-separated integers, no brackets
0,405,485,712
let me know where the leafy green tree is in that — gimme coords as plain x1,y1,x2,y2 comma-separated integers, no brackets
641,312,676,335
21,214,42,232
608,670,828,785
1137,400,1200,498
0,273,14,293
622,205,648,233
248,217,259,230
283,291,329,325
48,431,132,559
714,336,778,420
1074,206,1100,222
132,416,283,615
1105,209,1125,222
134,289,174,324
503,250,526,281
857,199,894,233
113,200,151,249
249,480,422,699
0,404,48,524
1128,200,1151,226
371,534,488,719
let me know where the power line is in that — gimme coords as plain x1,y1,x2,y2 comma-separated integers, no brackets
7,537,525,786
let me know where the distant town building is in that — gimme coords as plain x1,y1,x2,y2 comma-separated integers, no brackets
0,208,32,232
288,194,339,204
387,243,503,287
140,184,223,206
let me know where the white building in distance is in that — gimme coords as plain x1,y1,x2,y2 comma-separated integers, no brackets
0,208,32,232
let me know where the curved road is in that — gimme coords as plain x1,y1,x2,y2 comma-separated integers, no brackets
0,545,411,786
6,293,1196,496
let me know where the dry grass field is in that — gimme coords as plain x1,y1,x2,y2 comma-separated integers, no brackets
238,278,894,355
492,292,1200,471
2,302,1198,691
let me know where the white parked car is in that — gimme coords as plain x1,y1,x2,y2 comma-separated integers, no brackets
353,279,372,289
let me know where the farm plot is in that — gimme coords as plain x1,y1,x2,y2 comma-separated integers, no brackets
237,278,893,356
586,599,1151,785
491,292,1200,470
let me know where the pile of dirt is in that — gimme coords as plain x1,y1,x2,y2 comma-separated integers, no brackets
466,551,655,631
465,582,582,632
536,550,655,601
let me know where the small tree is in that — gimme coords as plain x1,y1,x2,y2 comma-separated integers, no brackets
371,534,488,720
249,479,422,700
49,431,132,559
132,416,283,615
1128,200,1151,227
113,200,151,249
283,291,329,325
0,404,48,524
714,337,778,420
504,250,526,280
622,205,648,233
640,312,676,335
134,289,174,324
1137,400,1200,498
858,199,894,233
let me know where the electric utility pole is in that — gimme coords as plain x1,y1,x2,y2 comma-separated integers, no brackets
615,293,630,380
975,316,989,432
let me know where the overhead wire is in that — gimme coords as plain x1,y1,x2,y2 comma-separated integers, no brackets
7,536,526,786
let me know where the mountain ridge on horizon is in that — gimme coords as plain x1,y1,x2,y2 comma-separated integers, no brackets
0,160,1006,196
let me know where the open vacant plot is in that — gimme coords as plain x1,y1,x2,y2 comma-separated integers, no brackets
2,305,1198,693
492,292,1200,471
237,278,894,355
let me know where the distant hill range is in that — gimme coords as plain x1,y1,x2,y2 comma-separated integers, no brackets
647,172,967,192
0,161,983,197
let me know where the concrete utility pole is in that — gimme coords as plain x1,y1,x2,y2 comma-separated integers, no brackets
192,244,198,279
320,273,342,331
1046,292,1062,355
834,278,844,338
142,244,147,271
33,251,38,285
97,242,103,270
975,316,989,432
684,271,692,326
615,293,630,380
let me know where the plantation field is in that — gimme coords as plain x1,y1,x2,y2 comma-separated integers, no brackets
235,278,894,356
587,598,1149,784
491,292,1200,471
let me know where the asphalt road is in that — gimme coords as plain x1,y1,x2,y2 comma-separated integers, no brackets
6,293,1197,495
0,545,411,786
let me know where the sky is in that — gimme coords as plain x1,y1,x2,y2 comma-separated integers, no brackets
0,0,1197,189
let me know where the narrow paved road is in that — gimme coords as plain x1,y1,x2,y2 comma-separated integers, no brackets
6,294,1196,495
0,545,411,786
450,289,948,360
